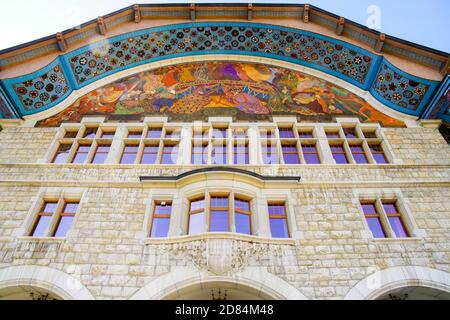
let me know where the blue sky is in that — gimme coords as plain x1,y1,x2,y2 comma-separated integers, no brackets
0,0,449,52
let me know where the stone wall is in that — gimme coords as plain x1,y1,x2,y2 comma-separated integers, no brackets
0,124,449,299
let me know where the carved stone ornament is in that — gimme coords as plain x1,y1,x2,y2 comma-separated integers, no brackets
159,238,285,275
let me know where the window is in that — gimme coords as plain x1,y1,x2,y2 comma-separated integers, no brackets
83,127,98,139
54,202,78,237
188,197,205,235
233,129,247,139
360,200,409,238
343,127,358,139
233,143,249,165
64,130,78,139
212,127,227,139
260,129,275,139
210,196,229,232
30,200,79,238
165,130,180,139
330,145,349,164
235,198,251,235
361,202,386,238
350,144,368,164
100,130,115,139
262,143,279,164
92,144,111,164
161,143,178,164
127,130,143,139
147,127,162,139
298,130,314,139
212,144,227,165
302,143,320,164
279,127,295,139
192,143,208,165
369,144,388,164
121,145,139,164
282,143,300,164
52,143,72,163
141,144,159,164
72,144,91,164
268,202,289,238
326,131,341,139
150,202,172,238
362,130,377,139
383,202,409,237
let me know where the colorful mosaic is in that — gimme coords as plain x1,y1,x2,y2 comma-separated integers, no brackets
11,63,70,112
372,62,430,111
37,62,403,127
67,24,374,86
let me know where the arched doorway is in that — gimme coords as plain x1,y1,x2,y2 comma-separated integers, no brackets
376,286,450,300
0,285,61,300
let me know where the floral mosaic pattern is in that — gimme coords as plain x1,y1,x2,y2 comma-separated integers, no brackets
68,24,374,86
11,64,70,112
372,62,430,111
37,61,403,127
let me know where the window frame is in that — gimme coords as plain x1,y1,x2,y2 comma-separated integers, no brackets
267,201,291,238
149,201,172,238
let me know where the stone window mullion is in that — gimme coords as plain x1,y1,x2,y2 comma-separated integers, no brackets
375,197,395,238
45,197,65,237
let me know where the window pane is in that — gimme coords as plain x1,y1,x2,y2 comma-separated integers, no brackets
213,128,227,139
262,145,278,164
190,199,205,211
211,197,228,208
351,146,368,164
235,213,251,235
192,145,207,164
54,216,74,237
83,128,97,138
363,131,377,138
147,128,162,139
383,203,398,214
101,132,115,139
282,145,299,164
63,203,78,213
142,145,159,164
298,131,313,138
92,146,110,164
373,153,388,164
32,215,52,237
64,131,78,139
388,217,408,237
121,146,139,164
53,144,71,163
361,203,377,215
162,145,178,164
43,202,58,213
270,218,289,238
304,153,320,164
326,132,340,138
235,199,250,211
151,218,170,238
128,131,142,139
344,128,357,138
268,204,285,216
155,204,172,215
366,217,386,238
210,211,229,232
212,145,227,165
72,145,91,163
279,128,294,139
188,212,204,235
233,145,249,164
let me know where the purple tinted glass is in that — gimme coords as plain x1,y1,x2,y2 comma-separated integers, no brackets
92,146,110,164
165,131,180,139
366,217,386,238
54,216,74,237
383,203,397,214
304,153,320,164
141,145,159,164
282,145,299,164
155,204,172,215
210,211,229,232
151,218,170,238
388,217,408,237
63,203,78,213
101,132,115,139
53,144,71,163
268,205,285,216
121,146,139,164
233,145,249,164
147,129,162,139
72,145,91,163
235,213,251,235
370,145,388,163
212,145,227,164
233,131,247,139
235,199,250,211
262,145,278,164
270,219,289,238
344,128,357,138
260,131,275,139
361,203,377,215
83,128,97,138
333,154,348,164
298,132,314,138
191,199,205,211
213,128,227,139
279,128,294,139
127,131,142,139
211,197,228,208
192,145,207,164
162,145,178,164
43,202,57,213
326,132,340,138
350,146,368,164
32,215,52,237
188,212,204,235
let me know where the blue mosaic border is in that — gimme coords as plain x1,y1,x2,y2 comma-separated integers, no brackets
0,22,444,121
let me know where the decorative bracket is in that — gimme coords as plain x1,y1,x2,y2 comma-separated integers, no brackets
303,4,310,23
133,4,141,23
336,17,345,35
56,33,68,52
247,4,253,21
97,17,107,35
375,33,385,53
190,4,196,21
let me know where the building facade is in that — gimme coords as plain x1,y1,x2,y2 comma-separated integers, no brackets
0,4,449,300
